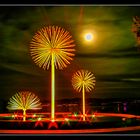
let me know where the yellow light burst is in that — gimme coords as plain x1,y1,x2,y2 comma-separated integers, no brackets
30,26,76,121
7,91,42,121
30,26,76,70
72,70,96,93
72,70,96,121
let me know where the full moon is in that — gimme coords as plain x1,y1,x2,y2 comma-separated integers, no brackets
84,33,94,41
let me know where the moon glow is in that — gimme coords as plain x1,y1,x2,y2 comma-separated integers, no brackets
84,33,94,41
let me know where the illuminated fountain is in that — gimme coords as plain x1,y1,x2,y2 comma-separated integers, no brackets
7,91,42,121
72,69,96,121
30,26,75,121
1,24,140,133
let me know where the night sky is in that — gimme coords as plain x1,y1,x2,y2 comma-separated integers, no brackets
0,5,140,101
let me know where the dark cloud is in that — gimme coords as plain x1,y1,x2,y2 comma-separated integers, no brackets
76,50,140,58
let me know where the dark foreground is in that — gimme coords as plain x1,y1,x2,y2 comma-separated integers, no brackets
0,113,140,134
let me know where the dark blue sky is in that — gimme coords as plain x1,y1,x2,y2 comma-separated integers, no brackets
0,6,140,101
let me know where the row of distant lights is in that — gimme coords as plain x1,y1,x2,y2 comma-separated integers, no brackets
11,113,96,122
9,113,129,129
11,113,128,124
